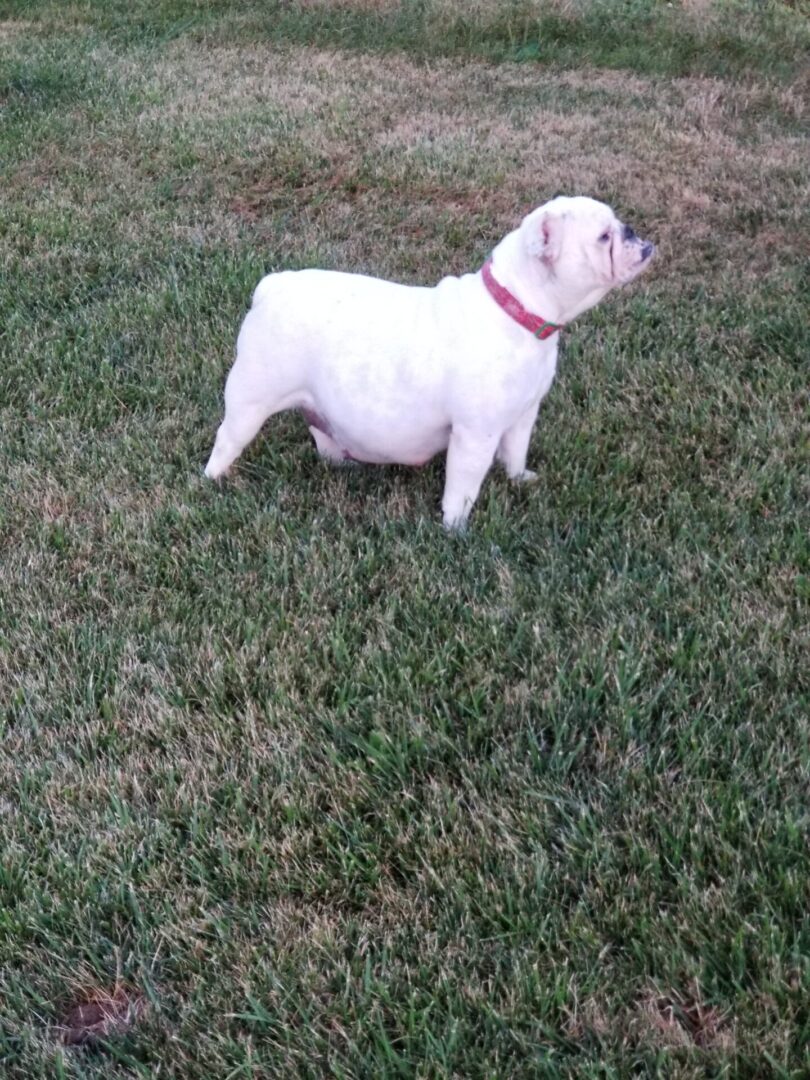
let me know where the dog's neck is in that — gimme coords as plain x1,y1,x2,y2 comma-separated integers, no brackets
489,228,610,327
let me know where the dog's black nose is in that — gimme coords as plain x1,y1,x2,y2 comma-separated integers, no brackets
640,241,654,260
623,223,637,242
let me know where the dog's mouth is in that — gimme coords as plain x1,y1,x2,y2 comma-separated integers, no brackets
618,238,655,283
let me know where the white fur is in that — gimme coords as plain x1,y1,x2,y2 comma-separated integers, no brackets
205,196,654,528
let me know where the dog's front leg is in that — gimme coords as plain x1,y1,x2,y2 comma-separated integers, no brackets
496,397,542,483
441,427,500,530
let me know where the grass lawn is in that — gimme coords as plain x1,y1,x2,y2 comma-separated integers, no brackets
1,1,809,1076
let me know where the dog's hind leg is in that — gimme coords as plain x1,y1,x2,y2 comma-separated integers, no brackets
205,301,304,479
204,396,274,478
204,354,292,479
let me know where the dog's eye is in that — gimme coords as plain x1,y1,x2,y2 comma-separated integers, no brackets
598,231,611,243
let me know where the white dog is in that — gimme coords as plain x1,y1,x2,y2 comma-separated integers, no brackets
205,196,654,528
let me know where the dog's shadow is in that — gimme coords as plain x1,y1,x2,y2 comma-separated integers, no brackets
199,411,546,543
216,413,442,529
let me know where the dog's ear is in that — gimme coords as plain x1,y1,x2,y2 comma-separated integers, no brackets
527,210,563,265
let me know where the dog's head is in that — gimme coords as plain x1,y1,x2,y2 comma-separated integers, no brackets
523,196,654,320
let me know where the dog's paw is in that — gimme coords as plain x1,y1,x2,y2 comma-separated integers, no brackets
510,469,538,485
442,513,469,534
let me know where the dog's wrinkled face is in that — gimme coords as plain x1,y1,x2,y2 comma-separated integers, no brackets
586,207,654,286
525,195,654,319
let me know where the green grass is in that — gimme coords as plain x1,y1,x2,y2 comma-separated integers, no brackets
4,0,810,78
1,2,809,1076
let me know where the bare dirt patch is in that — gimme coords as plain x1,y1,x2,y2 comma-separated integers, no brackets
57,985,145,1047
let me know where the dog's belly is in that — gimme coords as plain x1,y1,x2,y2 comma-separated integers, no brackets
344,434,448,467
305,405,450,466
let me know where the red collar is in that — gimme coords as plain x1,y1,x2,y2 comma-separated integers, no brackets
480,258,563,340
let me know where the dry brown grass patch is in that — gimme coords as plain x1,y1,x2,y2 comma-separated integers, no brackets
4,38,807,287
0,18,35,40
136,41,809,278
633,987,735,1053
